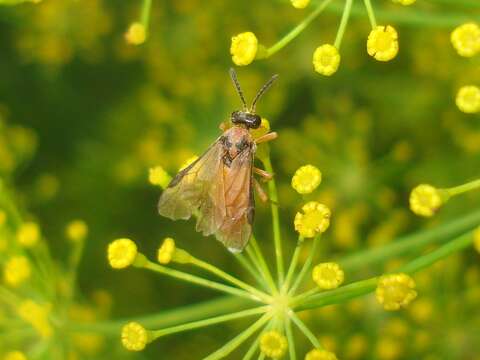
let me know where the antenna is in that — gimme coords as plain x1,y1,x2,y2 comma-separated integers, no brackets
250,74,279,113
229,68,247,110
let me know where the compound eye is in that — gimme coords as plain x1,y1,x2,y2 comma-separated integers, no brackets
251,115,261,129
231,111,240,124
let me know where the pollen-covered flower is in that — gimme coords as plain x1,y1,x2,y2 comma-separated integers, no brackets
125,22,146,45
4,351,27,360
456,85,480,114
376,273,417,311
451,23,480,57
179,156,199,171
107,238,138,269
291,165,322,194
312,262,344,290
305,349,338,360
391,0,416,5
65,219,88,242
367,25,399,61
294,202,331,238
148,166,171,189
17,300,53,338
313,44,341,76
121,322,149,351
230,32,258,66
260,331,288,358
291,0,310,9
409,184,447,217
3,256,31,287
17,221,40,247
474,226,480,253
157,237,176,264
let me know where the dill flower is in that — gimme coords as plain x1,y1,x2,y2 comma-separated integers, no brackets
148,166,171,189
179,155,198,171
17,221,40,247
305,349,338,360
291,165,322,194
451,23,480,57
391,0,416,5
259,331,288,359
125,22,146,45
294,202,331,238
312,262,345,290
65,219,88,242
456,85,480,114
367,25,399,62
121,322,149,351
107,238,138,269
4,351,27,360
312,44,341,76
157,237,176,264
3,256,31,287
409,184,448,217
473,226,480,253
291,0,310,9
376,273,417,311
230,32,258,66
17,300,53,338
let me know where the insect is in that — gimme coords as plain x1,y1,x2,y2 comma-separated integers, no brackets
158,68,278,253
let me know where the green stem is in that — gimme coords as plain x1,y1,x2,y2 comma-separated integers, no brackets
446,179,480,197
234,253,268,290
151,306,269,339
265,0,334,56
363,0,377,28
203,313,271,360
288,236,320,296
282,236,304,293
285,316,297,360
250,236,278,294
243,319,274,360
289,312,322,349
141,0,152,29
334,0,354,49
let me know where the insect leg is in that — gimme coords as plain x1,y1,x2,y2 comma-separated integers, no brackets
253,167,273,181
255,131,278,144
253,178,269,203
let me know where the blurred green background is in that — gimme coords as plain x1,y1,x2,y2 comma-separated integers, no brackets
1,0,480,359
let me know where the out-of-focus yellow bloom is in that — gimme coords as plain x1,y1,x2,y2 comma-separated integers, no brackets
107,238,138,269
473,226,480,253
3,256,31,287
312,262,344,290
72,333,104,355
409,298,434,323
391,0,416,5
259,331,288,358
305,349,338,360
376,273,417,311
121,322,149,351
291,165,322,194
250,118,271,139
344,334,368,359
409,184,447,217
148,166,171,188
125,22,146,45
178,155,198,171
451,23,480,57
157,237,176,264
376,337,402,360
17,300,53,338
291,0,310,8
17,222,40,247
313,44,341,76
294,202,331,238
230,32,258,66
65,220,88,242
4,351,27,360
456,85,480,114
367,25,399,61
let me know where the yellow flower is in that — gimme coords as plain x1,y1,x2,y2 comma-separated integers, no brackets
107,238,138,269
294,202,331,238
376,273,417,311
473,226,480,253
121,322,149,351
312,44,341,76
148,166,171,189
17,222,40,247
230,32,258,66
3,256,31,287
451,23,480,57
260,331,288,359
409,184,448,217
125,22,147,45
4,351,27,360
65,220,88,242
157,237,176,264
179,156,198,171
391,0,416,5
250,118,271,139
312,262,345,290
305,349,338,360
367,25,399,61
17,300,53,338
291,0,310,9
291,165,322,194
456,85,480,114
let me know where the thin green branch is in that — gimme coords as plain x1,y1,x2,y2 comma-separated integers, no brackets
363,0,377,28
446,179,480,197
141,0,152,29
285,317,297,360
282,236,304,293
289,312,322,349
250,236,278,294
234,253,268,290
288,236,320,296
334,0,354,49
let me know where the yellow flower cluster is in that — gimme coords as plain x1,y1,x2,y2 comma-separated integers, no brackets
313,44,341,76
291,165,322,194
451,23,480,57
121,322,149,351
305,349,338,360
3,256,31,287
367,25,399,61
230,32,258,66
259,331,288,358
4,351,27,360
148,166,171,188
291,0,310,9
17,300,53,338
65,219,88,242
17,222,40,248
391,0,416,5
312,262,345,290
157,237,176,264
456,85,480,114
376,273,417,311
125,22,146,45
409,184,447,217
294,202,331,238
107,238,138,269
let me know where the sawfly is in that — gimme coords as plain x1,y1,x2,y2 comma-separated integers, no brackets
158,68,278,253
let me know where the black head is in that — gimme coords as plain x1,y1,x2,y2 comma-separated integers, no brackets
229,68,278,128
231,111,261,129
